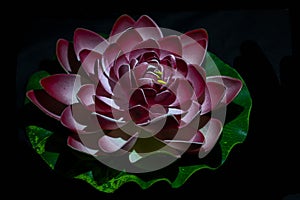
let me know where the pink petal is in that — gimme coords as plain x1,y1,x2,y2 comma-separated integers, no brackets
130,88,148,107
180,29,208,66
76,84,95,109
130,39,160,60
207,76,243,105
182,42,206,66
198,118,223,158
79,49,102,77
67,136,99,155
61,104,101,133
154,90,176,106
40,74,81,105
182,28,208,48
186,64,206,98
103,43,122,70
201,82,225,114
95,113,126,130
129,105,150,124
148,115,180,140
169,78,197,106
135,15,163,40
60,105,86,132
158,35,182,57
98,133,138,153
116,28,143,54
56,39,81,73
94,59,113,97
26,90,66,120
181,100,201,125
164,129,204,152
73,28,108,59
110,14,135,38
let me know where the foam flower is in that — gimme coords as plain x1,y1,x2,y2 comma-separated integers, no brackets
24,14,251,192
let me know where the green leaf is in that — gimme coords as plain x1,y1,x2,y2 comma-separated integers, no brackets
24,51,252,193
26,125,59,169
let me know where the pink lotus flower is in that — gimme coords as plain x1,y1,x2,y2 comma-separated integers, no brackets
26,14,242,172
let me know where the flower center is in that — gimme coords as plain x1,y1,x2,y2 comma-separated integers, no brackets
146,64,166,85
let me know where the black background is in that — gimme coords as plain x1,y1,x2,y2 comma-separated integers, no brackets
16,1,299,200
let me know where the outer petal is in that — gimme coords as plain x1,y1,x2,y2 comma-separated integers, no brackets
201,81,225,115
198,118,223,158
26,90,66,120
135,15,163,40
158,35,182,58
60,104,101,134
206,76,243,105
116,28,143,54
76,84,95,110
79,49,102,79
164,129,204,152
67,136,99,155
73,28,108,59
180,29,208,66
110,14,135,38
40,74,81,105
56,39,81,73
186,64,206,98
98,133,138,153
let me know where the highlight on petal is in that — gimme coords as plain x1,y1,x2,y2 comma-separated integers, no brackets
116,28,143,54
201,81,226,114
61,104,102,134
56,39,82,73
26,90,66,120
110,14,135,38
98,132,138,154
207,76,243,105
135,15,163,40
76,84,96,109
40,74,81,105
67,136,98,155
158,35,182,57
198,118,223,158
79,50,102,77
74,28,108,59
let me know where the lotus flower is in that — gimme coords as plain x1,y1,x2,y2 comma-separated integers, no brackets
26,14,242,172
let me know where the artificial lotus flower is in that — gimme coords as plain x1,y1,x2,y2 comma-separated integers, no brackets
26,14,242,172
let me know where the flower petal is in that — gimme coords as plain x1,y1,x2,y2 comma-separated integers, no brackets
67,136,99,155
74,28,108,59
201,81,225,114
135,15,163,40
158,35,182,57
61,104,101,134
186,64,206,98
116,28,143,54
56,39,81,73
164,129,204,152
198,118,223,158
79,49,102,78
102,43,122,71
98,133,138,153
180,29,208,66
77,84,95,109
207,76,243,105
129,105,150,124
110,14,135,39
40,74,81,105
95,113,126,130
26,90,66,120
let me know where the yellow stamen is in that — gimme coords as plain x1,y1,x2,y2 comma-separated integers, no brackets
157,79,167,84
